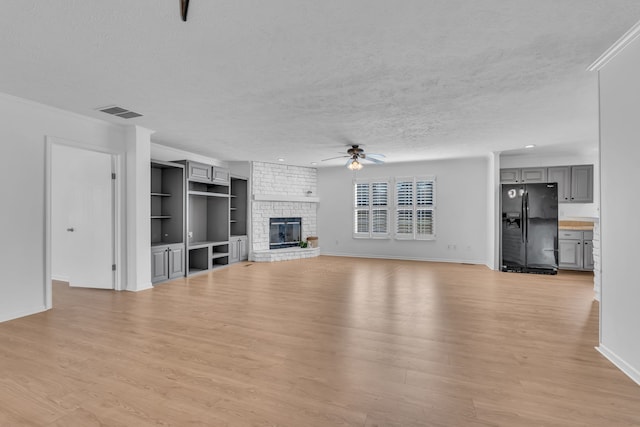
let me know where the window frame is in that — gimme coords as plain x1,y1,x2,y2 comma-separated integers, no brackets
353,178,391,239
394,176,436,241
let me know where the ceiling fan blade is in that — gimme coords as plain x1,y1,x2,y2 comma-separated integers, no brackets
321,155,349,162
364,156,385,164
345,158,354,167
366,153,386,159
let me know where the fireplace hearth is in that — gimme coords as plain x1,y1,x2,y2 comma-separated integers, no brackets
269,217,302,249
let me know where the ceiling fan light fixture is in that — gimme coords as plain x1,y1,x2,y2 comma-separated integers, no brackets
348,159,363,170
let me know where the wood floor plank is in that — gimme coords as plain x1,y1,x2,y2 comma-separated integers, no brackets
0,257,639,426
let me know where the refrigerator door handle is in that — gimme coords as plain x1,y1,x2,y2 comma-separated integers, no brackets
525,192,529,243
520,191,526,243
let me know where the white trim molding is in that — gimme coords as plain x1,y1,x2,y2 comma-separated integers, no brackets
253,194,319,203
588,20,640,71
596,344,640,386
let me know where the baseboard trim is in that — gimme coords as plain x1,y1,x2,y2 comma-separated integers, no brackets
596,344,640,386
126,282,153,292
51,275,69,282
319,251,486,265
0,305,48,324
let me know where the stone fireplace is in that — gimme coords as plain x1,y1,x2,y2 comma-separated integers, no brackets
250,161,320,262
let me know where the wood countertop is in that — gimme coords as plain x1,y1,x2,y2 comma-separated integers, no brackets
558,220,594,231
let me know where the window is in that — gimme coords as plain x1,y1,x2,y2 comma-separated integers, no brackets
395,177,436,240
354,180,390,238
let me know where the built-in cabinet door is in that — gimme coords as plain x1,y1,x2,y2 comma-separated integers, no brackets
168,244,185,279
188,162,213,183
239,236,248,261
570,165,594,203
521,167,547,183
229,240,240,263
558,239,583,269
548,166,571,202
151,247,168,283
583,240,594,270
212,166,230,184
500,168,521,183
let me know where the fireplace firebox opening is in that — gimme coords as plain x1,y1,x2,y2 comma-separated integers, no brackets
269,217,302,249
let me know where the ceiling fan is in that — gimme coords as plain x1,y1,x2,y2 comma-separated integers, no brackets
322,145,386,170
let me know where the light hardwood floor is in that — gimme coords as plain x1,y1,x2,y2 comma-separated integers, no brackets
1,257,639,426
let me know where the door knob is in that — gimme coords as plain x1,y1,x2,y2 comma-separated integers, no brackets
66,227,75,232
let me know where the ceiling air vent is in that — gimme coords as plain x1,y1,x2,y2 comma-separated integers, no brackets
97,105,143,119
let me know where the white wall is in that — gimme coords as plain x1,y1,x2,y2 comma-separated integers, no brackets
0,93,125,322
596,33,640,384
500,150,599,219
317,157,489,264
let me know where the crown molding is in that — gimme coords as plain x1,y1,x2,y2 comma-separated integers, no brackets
588,20,640,71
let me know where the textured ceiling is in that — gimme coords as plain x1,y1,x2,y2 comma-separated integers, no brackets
1,1,639,166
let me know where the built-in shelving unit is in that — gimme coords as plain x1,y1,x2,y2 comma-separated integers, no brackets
150,160,185,284
176,160,231,275
230,176,248,263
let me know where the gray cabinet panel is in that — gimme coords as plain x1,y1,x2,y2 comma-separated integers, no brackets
151,247,168,283
500,168,521,183
521,168,547,183
229,240,239,264
583,240,594,270
547,166,571,202
239,236,248,261
559,239,582,269
570,165,594,203
168,244,185,279
188,162,213,183
212,166,230,184
558,229,593,271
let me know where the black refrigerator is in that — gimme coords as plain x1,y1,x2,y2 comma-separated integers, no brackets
501,183,558,274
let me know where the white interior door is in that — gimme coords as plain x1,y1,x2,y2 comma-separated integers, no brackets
52,144,114,289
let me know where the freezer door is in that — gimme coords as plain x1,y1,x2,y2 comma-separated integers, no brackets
501,184,526,270
525,183,558,270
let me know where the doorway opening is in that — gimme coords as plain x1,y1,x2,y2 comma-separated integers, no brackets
45,137,122,309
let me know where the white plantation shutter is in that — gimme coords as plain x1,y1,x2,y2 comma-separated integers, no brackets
353,180,389,238
395,177,436,240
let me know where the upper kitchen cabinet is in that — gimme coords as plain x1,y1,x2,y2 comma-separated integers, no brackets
548,166,571,202
500,167,546,183
500,168,521,183
501,164,593,203
548,165,593,203
570,165,594,203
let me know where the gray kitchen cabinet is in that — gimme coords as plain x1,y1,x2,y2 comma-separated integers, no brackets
570,165,594,203
520,167,547,183
500,167,546,183
501,164,593,203
558,229,593,271
151,243,185,283
548,166,571,202
500,168,521,183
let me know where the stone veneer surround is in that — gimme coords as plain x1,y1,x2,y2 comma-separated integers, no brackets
250,162,318,262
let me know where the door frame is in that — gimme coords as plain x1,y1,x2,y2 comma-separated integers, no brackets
44,136,124,309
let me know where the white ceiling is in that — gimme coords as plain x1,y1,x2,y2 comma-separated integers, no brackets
1,1,639,166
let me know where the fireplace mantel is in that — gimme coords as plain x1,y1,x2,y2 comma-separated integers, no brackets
253,194,319,203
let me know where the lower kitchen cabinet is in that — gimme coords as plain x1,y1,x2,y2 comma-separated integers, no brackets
229,236,248,264
151,243,185,283
558,230,593,271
